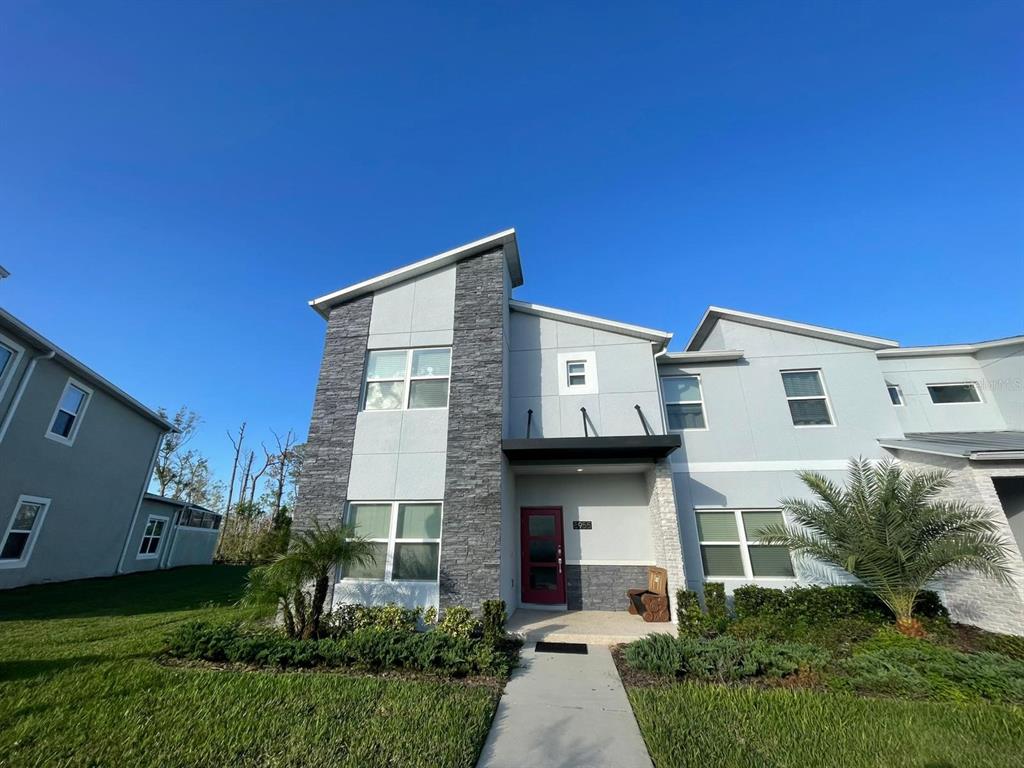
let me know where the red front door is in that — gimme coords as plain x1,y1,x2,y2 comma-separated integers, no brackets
520,507,566,605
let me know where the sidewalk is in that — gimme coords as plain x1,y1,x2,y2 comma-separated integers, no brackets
476,644,653,768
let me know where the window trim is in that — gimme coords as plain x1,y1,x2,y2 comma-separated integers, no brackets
926,382,983,405
557,351,598,395
45,377,93,446
0,495,51,569
886,384,905,407
662,374,709,431
137,515,169,559
0,331,25,406
362,347,452,412
780,369,835,428
340,500,443,584
695,507,796,581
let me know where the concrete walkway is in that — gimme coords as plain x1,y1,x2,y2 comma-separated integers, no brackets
507,609,675,646
476,644,653,768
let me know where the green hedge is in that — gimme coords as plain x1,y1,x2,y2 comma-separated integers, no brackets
731,584,947,624
625,633,828,682
165,620,519,677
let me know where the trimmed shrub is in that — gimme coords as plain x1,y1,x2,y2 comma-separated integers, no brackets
730,584,946,627
675,589,704,637
164,620,518,677
702,582,729,635
482,599,507,642
732,585,792,619
833,628,1024,704
437,606,480,639
329,603,421,635
624,634,829,682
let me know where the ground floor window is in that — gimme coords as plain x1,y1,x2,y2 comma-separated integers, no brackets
138,516,168,558
341,501,442,582
0,495,50,567
695,509,794,579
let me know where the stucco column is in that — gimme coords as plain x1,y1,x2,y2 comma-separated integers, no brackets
646,458,685,610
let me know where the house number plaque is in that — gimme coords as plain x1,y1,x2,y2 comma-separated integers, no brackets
572,521,592,530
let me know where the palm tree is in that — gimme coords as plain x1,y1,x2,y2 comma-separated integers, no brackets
759,458,1016,636
242,522,378,639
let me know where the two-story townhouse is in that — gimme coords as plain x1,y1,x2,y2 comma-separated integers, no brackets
0,308,217,588
295,230,1024,635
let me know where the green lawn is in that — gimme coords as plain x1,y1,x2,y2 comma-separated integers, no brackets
628,682,1024,768
0,567,498,768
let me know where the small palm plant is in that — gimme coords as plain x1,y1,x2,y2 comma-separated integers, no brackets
242,522,378,639
760,458,1016,636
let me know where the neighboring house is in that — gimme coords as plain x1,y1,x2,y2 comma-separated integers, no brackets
0,308,212,588
294,230,1024,634
122,494,223,573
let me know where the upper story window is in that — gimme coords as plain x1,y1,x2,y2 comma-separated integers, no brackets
0,333,24,399
887,384,904,406
46,378,92,445
696,509,794,579
781,370,833,426
662,375,707,430
138,516,167,558
0,495,51,568
557,351,598,395
927,383,982,404
363,348,451,411
341,501,442,582
566,360,587,388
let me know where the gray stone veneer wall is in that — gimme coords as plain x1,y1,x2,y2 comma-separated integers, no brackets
438,249,506,613
646,459,686,614
291,295,373,549
566,564,648,610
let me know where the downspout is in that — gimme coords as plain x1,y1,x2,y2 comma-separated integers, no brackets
0,349,55,445
116,431,165,574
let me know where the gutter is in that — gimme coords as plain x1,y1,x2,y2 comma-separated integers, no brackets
116,431,165,574
0,349,55,445
970,451,1024,462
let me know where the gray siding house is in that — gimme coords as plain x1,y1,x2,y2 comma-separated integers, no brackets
0,308,214,588
294,230,1024,635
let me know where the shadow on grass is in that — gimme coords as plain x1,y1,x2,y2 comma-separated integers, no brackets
0,566,252,622
0,655,109,682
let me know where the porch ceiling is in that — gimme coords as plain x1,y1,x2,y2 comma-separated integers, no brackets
501,434,681,462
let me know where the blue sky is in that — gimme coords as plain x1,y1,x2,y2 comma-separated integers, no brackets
1,2,1021,489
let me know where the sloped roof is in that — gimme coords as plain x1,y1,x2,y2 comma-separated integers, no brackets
686,306,899,352
509,300,672,350
0,308,174,431
309,229,522,318
877,335,1024,359
879,431,1024,461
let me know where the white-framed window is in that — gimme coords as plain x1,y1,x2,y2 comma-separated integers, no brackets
0,495,51,568
138,515,168,558
662,375,707,430
695,509,795,579
340,501,442,583
887,384,904,406
927,382,982,404
557,351,598,395
363,348,451,411
0,332,25,403
46,378,92,445
566,360,587,388
780,369,834,426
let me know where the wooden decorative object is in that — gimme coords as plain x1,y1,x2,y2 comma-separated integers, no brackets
626,566,670,622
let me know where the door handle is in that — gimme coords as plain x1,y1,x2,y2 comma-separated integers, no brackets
557,545,563,575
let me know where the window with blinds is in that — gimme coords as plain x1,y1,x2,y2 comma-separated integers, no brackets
662,375,707,430
695,509,795,579
341,501,443,583
363,348,451,411
781,370,833,426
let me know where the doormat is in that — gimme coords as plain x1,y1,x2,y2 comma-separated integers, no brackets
535,641,588,654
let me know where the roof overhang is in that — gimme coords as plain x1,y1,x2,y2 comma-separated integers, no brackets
143,493,215,512
876,335,1024,359
0,309,175,432
879,431,1024,462
686,306,899,352
658,349,744,365
502,434,681,462
509,300,672,352
309,229,522,318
